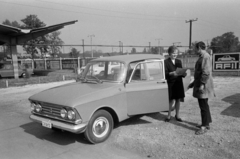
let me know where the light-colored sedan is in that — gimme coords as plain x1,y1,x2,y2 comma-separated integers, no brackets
29,54,190,144
217,55,235,61
0,63,33,78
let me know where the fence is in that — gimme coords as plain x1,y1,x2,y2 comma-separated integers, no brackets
16,54,198,72
17,57,94,70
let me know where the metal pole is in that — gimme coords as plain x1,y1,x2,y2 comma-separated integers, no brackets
82,39,85,58
149,42,151,53
155,38,162,54
88,35,95,58
186,18,198,49
119,41,121,54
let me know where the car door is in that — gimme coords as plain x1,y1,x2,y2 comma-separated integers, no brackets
1,64,14,77
126,60,169,115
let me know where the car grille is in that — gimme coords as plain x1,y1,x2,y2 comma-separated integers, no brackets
41,103,62,117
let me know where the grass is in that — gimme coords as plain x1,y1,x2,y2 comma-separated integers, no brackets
0,69,78,88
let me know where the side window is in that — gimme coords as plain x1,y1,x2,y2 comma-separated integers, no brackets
146,61,164,81
5,65,13,70
129,63,147,82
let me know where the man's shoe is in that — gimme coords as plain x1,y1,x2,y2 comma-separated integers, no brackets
196,125,210,130
195,127,208,135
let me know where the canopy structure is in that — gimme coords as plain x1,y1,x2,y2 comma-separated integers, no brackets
0,20,78,78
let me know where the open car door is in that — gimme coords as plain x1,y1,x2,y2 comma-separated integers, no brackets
126,60,169,115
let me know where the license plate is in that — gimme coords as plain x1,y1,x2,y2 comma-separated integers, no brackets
42,121,52,129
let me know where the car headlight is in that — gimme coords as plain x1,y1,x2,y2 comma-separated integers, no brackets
35,104,42,112
31,103,36,111
60,109,67,118
67,110,76,120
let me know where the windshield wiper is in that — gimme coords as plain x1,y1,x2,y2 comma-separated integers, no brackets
80,76,102,83
90,76,103,83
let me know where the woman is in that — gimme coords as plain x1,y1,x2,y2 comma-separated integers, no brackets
164,46,186,122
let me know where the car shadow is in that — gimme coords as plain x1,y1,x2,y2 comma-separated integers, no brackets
20,122,90,145
221,93,240,118
117,112,198,132
116,114,151,128
148,112,198,131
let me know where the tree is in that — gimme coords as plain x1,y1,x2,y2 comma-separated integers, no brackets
2,15,64,58
142,48,147,53
2,19,21,28
20,15,47,58
150,47,159,54
46,31,64,57
131,48,136,53
210,32,240,53
2,19,22,58
69,47,80,58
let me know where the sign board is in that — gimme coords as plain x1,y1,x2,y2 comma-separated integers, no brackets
213,53,240,71
62,59,78,69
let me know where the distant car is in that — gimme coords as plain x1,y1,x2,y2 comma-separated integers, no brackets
91,61,121,75
217,55,235,61
29,54,191,144
0,63,33,78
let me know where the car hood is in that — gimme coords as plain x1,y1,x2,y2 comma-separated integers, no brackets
29,82,123,107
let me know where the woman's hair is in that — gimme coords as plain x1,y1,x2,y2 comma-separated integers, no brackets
196,41,206,50
168,45,178,54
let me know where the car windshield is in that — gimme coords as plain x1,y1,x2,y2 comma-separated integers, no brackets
81,61,125,83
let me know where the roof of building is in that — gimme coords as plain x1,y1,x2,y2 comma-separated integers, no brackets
0,20,77,45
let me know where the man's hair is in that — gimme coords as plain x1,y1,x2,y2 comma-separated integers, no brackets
196,41,206,50
168,45,178,54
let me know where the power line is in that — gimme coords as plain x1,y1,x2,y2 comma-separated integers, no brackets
0,0,184,22
36,0,186,19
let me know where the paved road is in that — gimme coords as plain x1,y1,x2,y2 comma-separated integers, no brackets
0,81,146,159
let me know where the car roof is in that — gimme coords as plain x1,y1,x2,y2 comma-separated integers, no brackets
91,54,164,64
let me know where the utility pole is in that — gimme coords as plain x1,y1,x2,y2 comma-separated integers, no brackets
155,38,163,54
149,42,151,53
121,42,123,54
119,41,123,54
186,18,198,49
82,39,85,58
88,35,95,58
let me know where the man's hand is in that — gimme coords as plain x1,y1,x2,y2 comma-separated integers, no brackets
188,82,194,89
199,84,204,93
169,71,178,77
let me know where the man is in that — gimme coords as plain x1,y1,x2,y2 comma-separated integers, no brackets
188,41,215,135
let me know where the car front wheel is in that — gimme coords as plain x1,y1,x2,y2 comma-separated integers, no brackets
84,110,113,144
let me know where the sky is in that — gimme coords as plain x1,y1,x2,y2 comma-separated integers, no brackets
1,0,240,53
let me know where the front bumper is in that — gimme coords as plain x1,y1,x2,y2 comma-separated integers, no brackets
29,115,87,134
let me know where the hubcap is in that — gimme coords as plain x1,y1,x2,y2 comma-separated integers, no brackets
92,117,109,138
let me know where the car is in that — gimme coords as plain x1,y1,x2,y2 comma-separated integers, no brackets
217,55,235,61
90,61,121,75
29,54,191,144
0,63,33,78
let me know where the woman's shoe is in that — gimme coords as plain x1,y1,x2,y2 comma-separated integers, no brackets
165,117,171,122
175,115,183,122
196,125,210,130
195,127,208,135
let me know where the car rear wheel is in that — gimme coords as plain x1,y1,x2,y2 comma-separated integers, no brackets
84,110,113,144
